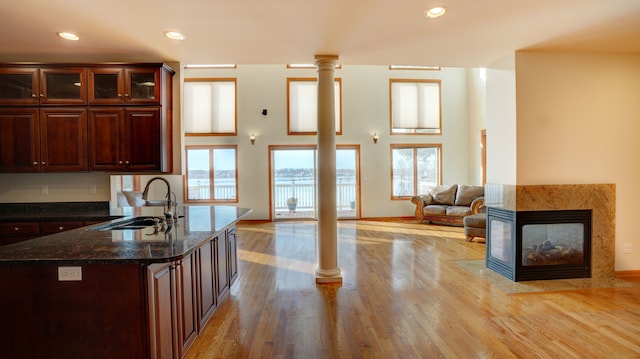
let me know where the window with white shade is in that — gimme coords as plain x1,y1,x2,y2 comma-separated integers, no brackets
184,79,237,135
287,78,342,135
390,79,441,134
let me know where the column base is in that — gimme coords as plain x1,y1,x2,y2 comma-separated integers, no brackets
315,267,342,284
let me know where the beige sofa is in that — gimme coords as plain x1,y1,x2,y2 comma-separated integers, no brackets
410,184,484,225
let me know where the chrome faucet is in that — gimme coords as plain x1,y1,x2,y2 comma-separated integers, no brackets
141,177,175,222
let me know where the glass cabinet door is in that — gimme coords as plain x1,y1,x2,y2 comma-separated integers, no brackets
0,68,39,105
125,68,160,104
40,67,87,105
88,68,125,104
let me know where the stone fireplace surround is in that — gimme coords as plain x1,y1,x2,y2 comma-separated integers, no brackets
484,183,615,279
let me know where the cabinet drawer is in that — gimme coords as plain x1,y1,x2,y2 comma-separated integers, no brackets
40,220,85,234
0,222,40,236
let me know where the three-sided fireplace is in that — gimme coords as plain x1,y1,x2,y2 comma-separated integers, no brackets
486,207,592,281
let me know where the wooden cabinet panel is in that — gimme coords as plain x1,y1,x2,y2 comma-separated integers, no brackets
228,226,238,284
215,235,229,300
87,67,125,105
39,107,88,171
125,107,162,171
39,220,85,235
196,240,216,330
88,107,125,171
147,262,178,359
0,67,39,105
177,253,198,357
0,108,39,172
39,67,87,105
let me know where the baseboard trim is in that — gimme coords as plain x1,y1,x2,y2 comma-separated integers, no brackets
615,270,640,278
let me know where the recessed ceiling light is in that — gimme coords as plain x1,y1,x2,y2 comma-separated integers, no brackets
57,32,79,41
425,6,447,19
164,31,185,40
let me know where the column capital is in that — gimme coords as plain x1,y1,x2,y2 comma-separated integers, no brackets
314,54,339,70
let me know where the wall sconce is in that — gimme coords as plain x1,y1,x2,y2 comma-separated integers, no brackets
372,132,379,144
249,133,256,145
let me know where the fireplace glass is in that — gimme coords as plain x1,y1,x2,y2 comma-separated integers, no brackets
490,219,512,263
521,223,584,266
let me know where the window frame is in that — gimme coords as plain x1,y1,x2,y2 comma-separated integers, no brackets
184,144,238,204
389,144,442,200
183,78,238,136
389,79,442,135
286,77,342,135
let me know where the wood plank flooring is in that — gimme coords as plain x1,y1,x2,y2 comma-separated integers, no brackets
185,220,640,359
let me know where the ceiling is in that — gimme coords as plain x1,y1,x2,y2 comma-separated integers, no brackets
2,0,640,67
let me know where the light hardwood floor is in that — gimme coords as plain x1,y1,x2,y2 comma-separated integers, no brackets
186,219,640,359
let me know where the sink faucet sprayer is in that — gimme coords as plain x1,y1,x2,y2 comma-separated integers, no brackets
141,177,178,223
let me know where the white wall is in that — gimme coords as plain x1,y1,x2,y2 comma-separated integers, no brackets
515,51,640,271
485,53,517,185
184,65,481,219
466,68,487,185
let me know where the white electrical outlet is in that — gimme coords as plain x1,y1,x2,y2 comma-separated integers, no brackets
41,185,48,196
58,266,82,281
623,243,632,254
89,184,97,194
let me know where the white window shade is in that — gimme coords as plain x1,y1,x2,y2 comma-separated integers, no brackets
184,81,236,134
288,79,341,134
391,81,441,133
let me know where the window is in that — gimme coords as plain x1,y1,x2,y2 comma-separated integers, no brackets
185,145,237,202
269,145,360,220
390,79,441,134
391,144,441,199
287,78,342,135
184,79,237,135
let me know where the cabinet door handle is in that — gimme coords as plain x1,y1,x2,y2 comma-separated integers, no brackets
41,161,46,165
59,226,64,230
125,160,130,164
33,162,38,165
117,94,122,97
40,94,45,98
124,93,129,97
14,227,20,231
31,93,37,98
118,160,123,164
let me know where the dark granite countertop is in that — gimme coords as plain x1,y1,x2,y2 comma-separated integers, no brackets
0,205,252,265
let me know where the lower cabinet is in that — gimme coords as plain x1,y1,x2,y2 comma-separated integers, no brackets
0,219,99,246
146,226,238,359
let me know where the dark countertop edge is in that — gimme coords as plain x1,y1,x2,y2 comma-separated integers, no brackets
0,207,252,265
0,215,124,222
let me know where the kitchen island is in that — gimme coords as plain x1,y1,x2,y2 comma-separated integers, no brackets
0,205,251,359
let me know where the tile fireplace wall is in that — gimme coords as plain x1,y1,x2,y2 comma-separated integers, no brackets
484,183,615,278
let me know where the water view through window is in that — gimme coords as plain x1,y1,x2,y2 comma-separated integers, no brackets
271,147,358,219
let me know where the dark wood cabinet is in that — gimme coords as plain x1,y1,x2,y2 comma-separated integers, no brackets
39,67,87,105
39,107,88,171
0,63,174,173
88,106,164,171
0,107,87,172
196,240,217,330
88,66,161,105
215,234,230,300
0,221,40,246
0,107,39,172
39,220,85,235
228,227,238,284
147,262,178,359
176,252,198,357
0,219,109,246
0,67,39,105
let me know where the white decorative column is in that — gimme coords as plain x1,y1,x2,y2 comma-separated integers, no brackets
314,54,342,284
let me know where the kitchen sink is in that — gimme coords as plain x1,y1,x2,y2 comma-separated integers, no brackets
92,217,161,231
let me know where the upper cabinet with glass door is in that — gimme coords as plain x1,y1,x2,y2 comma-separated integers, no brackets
0,67,40,105
39,67,87,105
0,66,87,105
88,66,160,105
